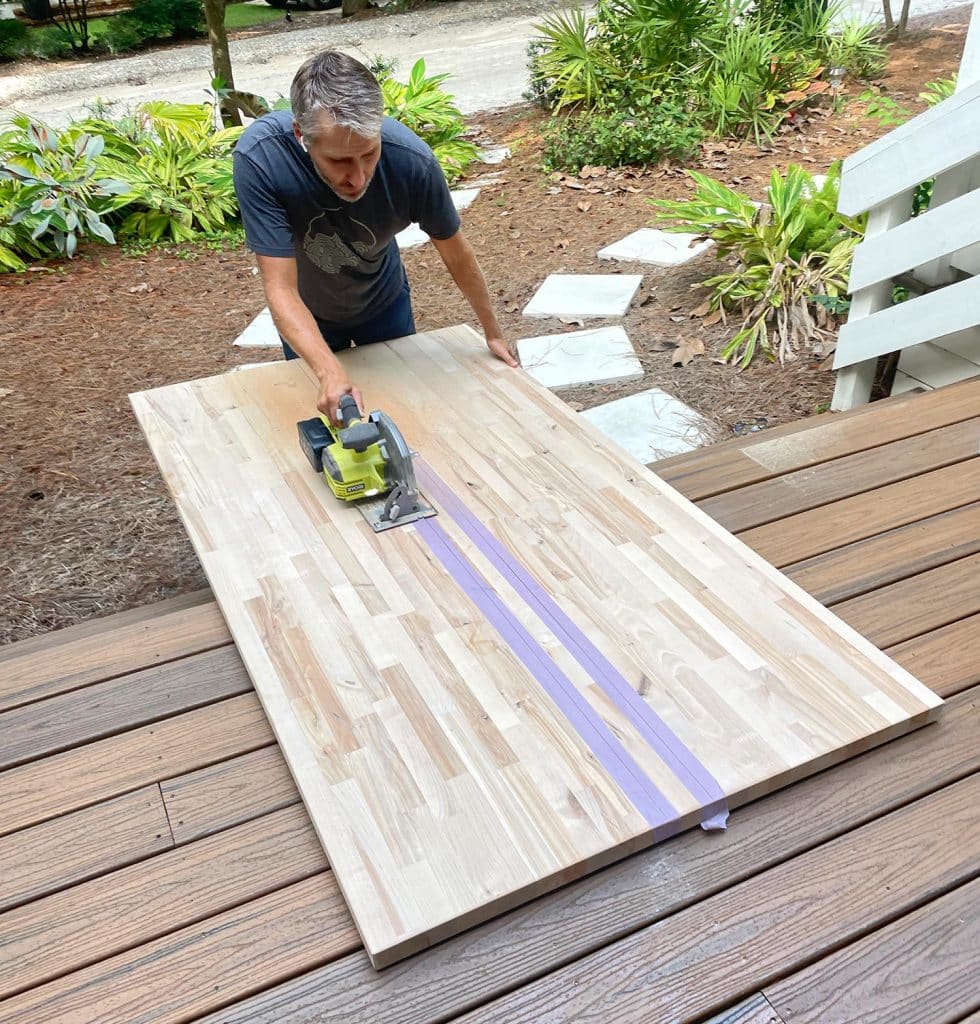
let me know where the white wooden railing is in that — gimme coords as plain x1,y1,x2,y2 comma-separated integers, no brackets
832,2,980,409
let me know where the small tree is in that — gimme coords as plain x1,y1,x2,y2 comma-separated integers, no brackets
201,0,234,89
49,0,93,53
881,0,913,37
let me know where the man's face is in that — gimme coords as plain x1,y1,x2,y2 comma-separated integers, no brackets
294,117,381,203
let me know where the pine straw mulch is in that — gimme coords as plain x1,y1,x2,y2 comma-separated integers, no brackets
0,14,968,642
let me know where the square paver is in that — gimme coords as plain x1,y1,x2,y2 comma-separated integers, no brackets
397,188,481,249
580,387,712,463
479,145,511,165
522,274,643,319
517,326,643,389
233,307,279,348
598,228,713,267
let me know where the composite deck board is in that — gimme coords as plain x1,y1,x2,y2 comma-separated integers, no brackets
832,552,980,649
653,376,980,499
161,744,299,846
2,375,978,1022
0,805,326,999
886,613,980,698
0,592,229,712
129,326,940,966
450,776,979,1024
0,786,171,913
739,458,980,566
705,995,787,1024
698,417,980,532
191,685,979,1024
782,503,980,604
0,590,211,664
765,879,980,1024
0,876,359,1024
0,693,273,837
0,646,252,770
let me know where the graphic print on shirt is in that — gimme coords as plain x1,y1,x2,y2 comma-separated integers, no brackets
302,207,379,274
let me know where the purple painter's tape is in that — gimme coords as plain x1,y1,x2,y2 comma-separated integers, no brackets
416,461,729,831
415,516,680,835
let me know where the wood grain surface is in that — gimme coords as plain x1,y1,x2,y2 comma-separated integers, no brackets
129,325,942,968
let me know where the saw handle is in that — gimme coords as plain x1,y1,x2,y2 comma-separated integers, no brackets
337,395,381,452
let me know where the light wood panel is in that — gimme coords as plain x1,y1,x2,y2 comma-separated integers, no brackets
130,325,941,968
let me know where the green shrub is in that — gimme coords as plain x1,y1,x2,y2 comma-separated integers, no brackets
77,101,243,242
0,116,130,262
379,58,478,182
99,14,148,54
650,163,865,366
127,0,204,40
0,20,30,61
825,17,888,79
919,75,956,107
543,91,703,171
28,26,75,59
528,0,886,155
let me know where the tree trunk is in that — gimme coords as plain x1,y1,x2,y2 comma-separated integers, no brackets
342,0,370,16
898,0,912,34
202,0,234,90
881,0,894,33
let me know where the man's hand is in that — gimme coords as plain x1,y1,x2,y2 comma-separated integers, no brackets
487,336,520,368
317,371,364,425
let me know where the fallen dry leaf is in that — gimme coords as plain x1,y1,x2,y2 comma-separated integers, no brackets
672,337,705,367
577,200,592,213
692,300,712,317
703,308,724,327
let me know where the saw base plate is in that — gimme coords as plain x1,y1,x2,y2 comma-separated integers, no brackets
356,494,438,533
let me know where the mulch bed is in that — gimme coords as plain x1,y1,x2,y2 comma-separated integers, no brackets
0,15,968,642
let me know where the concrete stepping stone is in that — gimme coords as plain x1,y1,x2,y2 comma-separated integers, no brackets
581,387,712,463
517,326,643,389
233,307,278,348
523,274,643,319
397,187,481,249
598,228,713,267
478,145,511,165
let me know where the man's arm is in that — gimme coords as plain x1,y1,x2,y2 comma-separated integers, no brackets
256,254,363,423
430,230,519,367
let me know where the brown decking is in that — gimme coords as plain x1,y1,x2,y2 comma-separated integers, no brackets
1,377,979,1023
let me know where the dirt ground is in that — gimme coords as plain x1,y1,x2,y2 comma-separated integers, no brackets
0,15,968,642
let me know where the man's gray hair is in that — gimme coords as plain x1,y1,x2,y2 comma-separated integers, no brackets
291,51,384,140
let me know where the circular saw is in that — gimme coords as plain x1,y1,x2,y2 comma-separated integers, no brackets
297,395,436,532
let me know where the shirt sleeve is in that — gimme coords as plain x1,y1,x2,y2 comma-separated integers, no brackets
233,150,295,258
414,153,461,241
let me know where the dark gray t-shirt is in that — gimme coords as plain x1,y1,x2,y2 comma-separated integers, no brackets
233,111,460,328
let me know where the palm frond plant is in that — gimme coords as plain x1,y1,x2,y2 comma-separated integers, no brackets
380,59,479,180
74,102,244,242
650,164,864,366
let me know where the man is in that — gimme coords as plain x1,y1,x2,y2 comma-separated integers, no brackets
233,50,518,424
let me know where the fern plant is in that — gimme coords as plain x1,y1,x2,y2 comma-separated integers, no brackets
650,163,864,366
380,59,479,181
